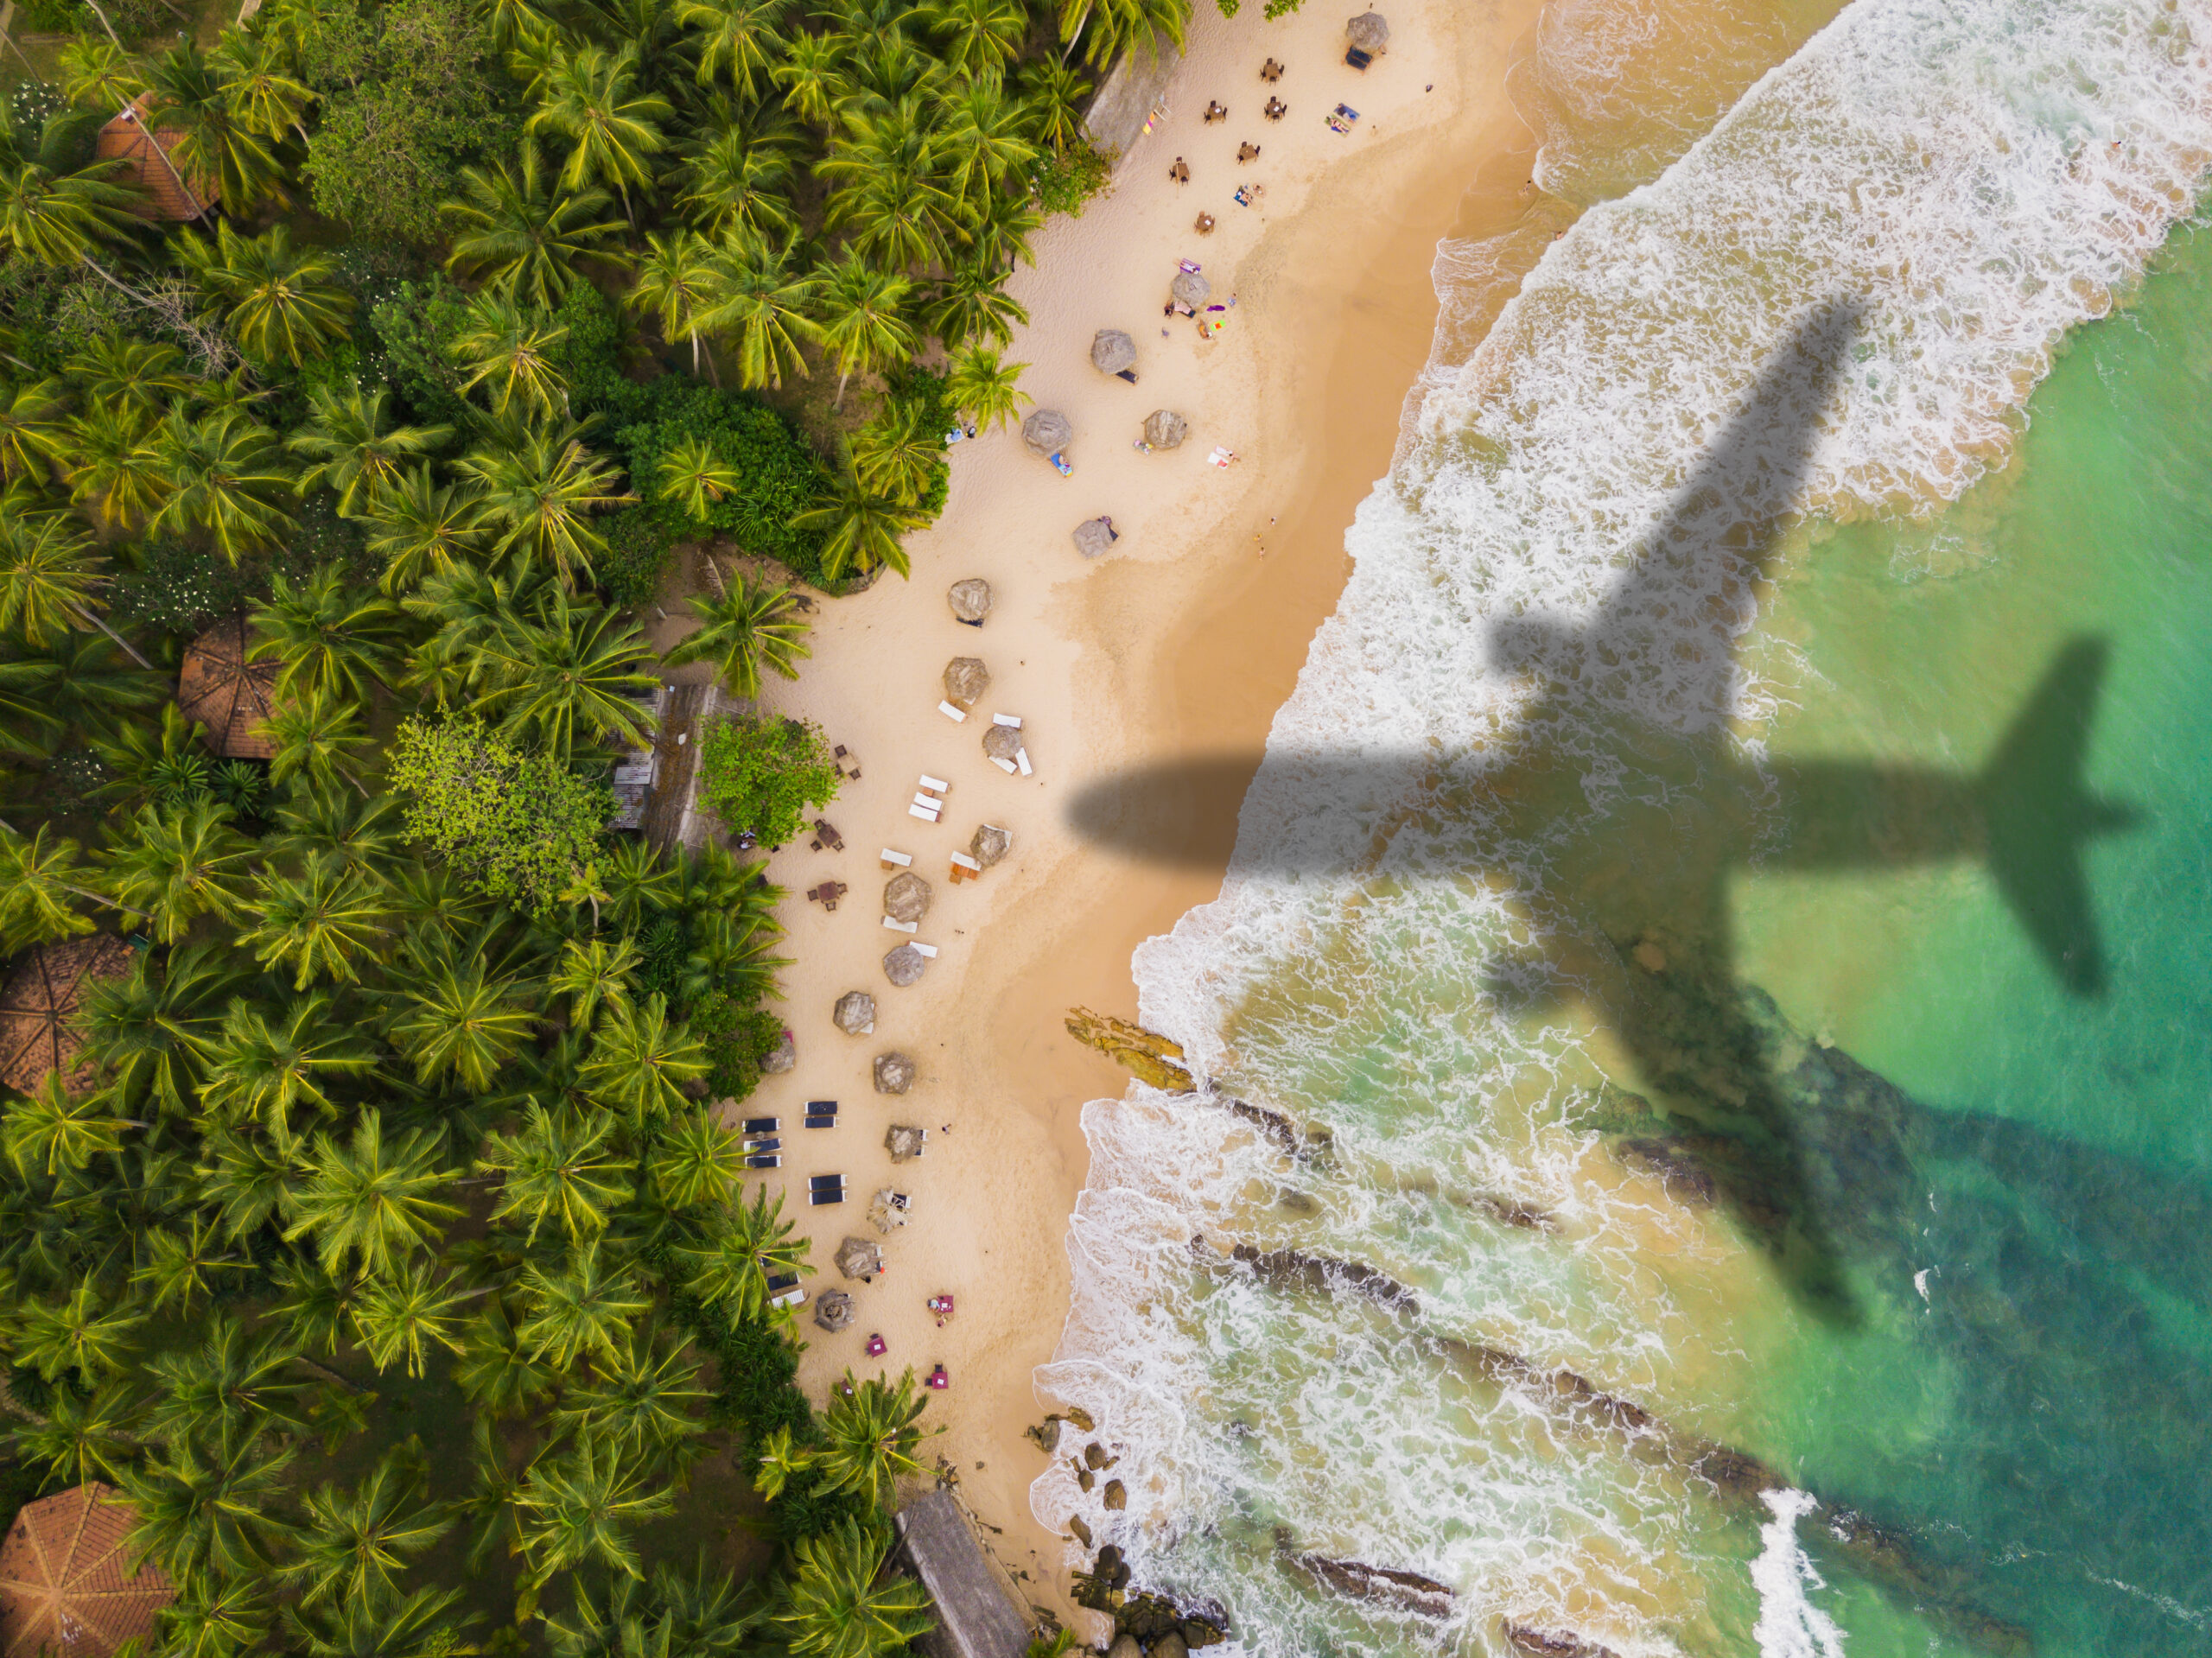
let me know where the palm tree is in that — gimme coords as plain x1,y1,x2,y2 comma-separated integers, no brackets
849,402,942,505
1017,57,1091,152
443,141,629,309
454,1298,560,1418
390,958,536,1090
143,39,288,211
162,1576,272,1658
549,933,639,1026
11,1281,144,1381
944,342,1031,431
671,120,798,242
935,79,1039,208
0,506,103,648
267,782,405,888
67,335,195,414
0,100,143,269
149,406,296,563
140,1315,318,1452
0,821,138,946
512,1433,675,1587
207,30,312,144
772,31,842,127
350,1257,480,1376
922,0,1027,76
809,1369,938,1512
965,186,1043,271
264,1255,368,1354
8,1379,136,1487
76,940,236,1117
179,221,353,365
287,385,452,518
526,43,672,222
63,398,169,528
645,1107,743,1211
453,295,573,420
475,587,658,755
660,566,810,696
242,851,394,989
699,233,821,391
479,1101,632,1242
288,1582,470,1658
7,630,164,749
282,1110,462,1277
792,471,925,581
812,251,917,410
675,0,785,94
518,1239,652,1369
581,992,708,1122
821,122,957,274
2,1073,137,1176
1057,0,1189,70
550,1330,707,1460
924,259,1029,350
655,435,741,519
772,1517,933,1658
630,227,721,380
457,422,633,587
284,1452,455,1607
57,35,148,120
363,466,484,594
120,1436,297,1584
200,994,378,1148
598,835,681,929
130,1213,243,1314
249,565,400,704
105,797,257,943
264,686,377,797
0,378,67,485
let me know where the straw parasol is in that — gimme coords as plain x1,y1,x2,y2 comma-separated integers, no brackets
943,657,991,707
0,937,133,1096
1090,329,1137,375
1072,518,1116,559
814,1290,854,1331
883,871,933,924
885,1124,927,1162
1346,10,1389,49
970,824,1013,867
1143,410,1190,450
874,1051,916,1094
948,578,994,625
0,1483,175,1658
883,944,927,988
175,614,281,759
1171,270,1211,308
836,1236,883,1280
833,990,876,1035
982,724,1023,764
1022,409,1073,457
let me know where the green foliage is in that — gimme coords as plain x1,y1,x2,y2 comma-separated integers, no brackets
368,276,476,429
690,991,783,1103
388,715,613,913
595,506,676,608
1031,140,1112,219
693,715,839,850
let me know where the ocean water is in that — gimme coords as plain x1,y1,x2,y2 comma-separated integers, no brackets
1033,0,2212,1652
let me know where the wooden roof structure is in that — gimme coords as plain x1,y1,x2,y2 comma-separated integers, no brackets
175,614,280,759
92,98,214,222
0,937,132,1096
890,1491,1032,1658
0,1484,174,1658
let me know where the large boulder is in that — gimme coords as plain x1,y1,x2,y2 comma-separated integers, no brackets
873,1051,917,1094
885,1123,927,1162
1107,1637,1141,1658
759,1028,796,1074
883,871,932,924
943,657,990,706
836,1236,883,1280
1143,410,1189,450
970,823,1013,867
1103,1479,1127,1510
1153,1636,1190,1658
814,1290,854,1331
983,723,1023,764
948,578,993,625
833,991,876,1036
1022,409,1073,457
883,944,927,987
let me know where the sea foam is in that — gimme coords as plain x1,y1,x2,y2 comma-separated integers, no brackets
1035,0,2212,1648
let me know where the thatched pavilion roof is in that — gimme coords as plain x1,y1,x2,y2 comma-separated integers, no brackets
0,1483,175,1658
175,614,281,759
0,937,133,1095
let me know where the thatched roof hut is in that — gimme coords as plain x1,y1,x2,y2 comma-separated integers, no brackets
884,871,933,924
874,1051,916,1094
1143,410,1190,450
943,657,990,707
93,98,213,222
969,824,1012,867
948,579,994,626
891,1490,1033,1658
1021,410,1073,457
1071,518,1116,559
1171,270,1211,308
0,1483,175,1658
175,614,281,759
1090,329,1137,375
0,937,132,1096
1346,10,1390,49
814,1290,854,1331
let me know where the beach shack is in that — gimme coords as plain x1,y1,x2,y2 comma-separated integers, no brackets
93,98,215,221
889,1490,1033,1658
0,1483,175,1658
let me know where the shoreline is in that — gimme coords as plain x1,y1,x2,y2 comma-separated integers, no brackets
707,0,1548,1628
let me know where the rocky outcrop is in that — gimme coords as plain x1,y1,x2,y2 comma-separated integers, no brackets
1065,1007,1194,1091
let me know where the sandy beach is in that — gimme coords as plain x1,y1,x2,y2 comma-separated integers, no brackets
677,0,1549,1626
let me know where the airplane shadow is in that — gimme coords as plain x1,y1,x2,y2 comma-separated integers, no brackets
1064,303,2139,1326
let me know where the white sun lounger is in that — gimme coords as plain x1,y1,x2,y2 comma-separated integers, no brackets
1016,748,1033,777
938,701,967,722
993,714,1023,728
918,774,950,794
950,852,981,872
912,791,944,810
990,757,1017,774
913,943,938,959
881,848,912,868
908,804,940,822
881,917,918,934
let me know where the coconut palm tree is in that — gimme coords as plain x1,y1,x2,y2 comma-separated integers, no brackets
287,386,452,518
811,251,916,410
0,100,143,269
105,797,257,943
287,1581,470,1658
1017,57,1090,151
92,699,216,813
526,43,673,222
264,686,377,797
120,1435,297,1583
179,221,353,366
352,1260,477,1378
944,342,1031,431
11,1280,144,1381
7,1379,137,1486
2,1073,138,1177
655,435,741,519
444,142,629,310
630,227,722,380
809,1369,938,1512
57,35,148,120
924,258,1029,350
0,378,68,486
821,120,957,273
671,1186,805,1318
550,1330,707,1461
597,835,681,929
699,233,821,391
454,1298,561,1418
512,1432,675,1587
671,118,798,241
249,566,401,705
265,781,406,888
772,30,842,126
283,1450,454,1606
849,402,942,505
549,933,639,1027
282,1109,462,1277
241,851,394,989
772,1517,932,1658
921,0,1027,77
76,941,237,1117
63,398,169,528
645,1107,743,1211
148,406,296,563
139,1314,318,1452
143,38,288,212
162,1576,272,1658
207,30,312,144
674,0,785,94
457,422,633,587
454,295,573,421
660,565,811,696
934,79,1039,209
363,466,485,594
199,995,378,1149
479,1101,632,1243
67,336,195,414
518,1239,652,1369
476,587,657,755
792,470,925,581
581,992,708,1122
1058,0,1189,69
7,630,165,750
0,510,105,646
130,1213,243,1315
390,958,536,1091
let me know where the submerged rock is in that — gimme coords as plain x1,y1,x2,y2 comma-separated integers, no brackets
1102,1479,1126,1510
1065,1007,1194,1092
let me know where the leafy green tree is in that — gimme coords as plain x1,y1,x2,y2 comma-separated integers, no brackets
849,402,943,506
283,1109,462,1276
660,566,810,696
475,587,656,756
772,1517,932,1658
287,385,453,518
77,941,237,1117
444,141,629,309
0,99,144,268
631,228,722,381
389,714,613,913
701,235,821,391
391,957,535,1089
675,0,785,94
526,43,672,222
922,0,1028,77
550,1330,708,1460
672,120,798,242
944,342,1032,431
925,259,1030,351
694,713,842,846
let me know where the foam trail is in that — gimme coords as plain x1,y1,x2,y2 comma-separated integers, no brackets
1749,1490,1847,1658
1036,0,2212,1647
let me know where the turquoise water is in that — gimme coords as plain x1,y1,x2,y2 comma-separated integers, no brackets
1739,226,2212,1653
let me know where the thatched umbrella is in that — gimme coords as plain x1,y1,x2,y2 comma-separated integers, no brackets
948,579,994,625
982,724,1023,765
1346,10,1389,49
0,1483,174,1658
884,871,933,924
1022,409,1073,457
175,614,281,759
970,824,1013,867
943,657,991,706
836,1236,883,1280
883,944,927,987
760,1029,796,1074
0,937,133,1095
833,990,876,1035
885,1124,927,1163
1090,329,1137,375
1171,270,1211,308
1143,410,1189,450
874,1051,916,1094
814,1290,854,1331
1072,518,1116,559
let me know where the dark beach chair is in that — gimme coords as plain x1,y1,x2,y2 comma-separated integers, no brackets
743,1116,779,1134
746,1153,781,1169
804,1101,838,1128
810,1172,845,1191
1344,45,1373,69
743,1136,780,1153
808,1187,845,1206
